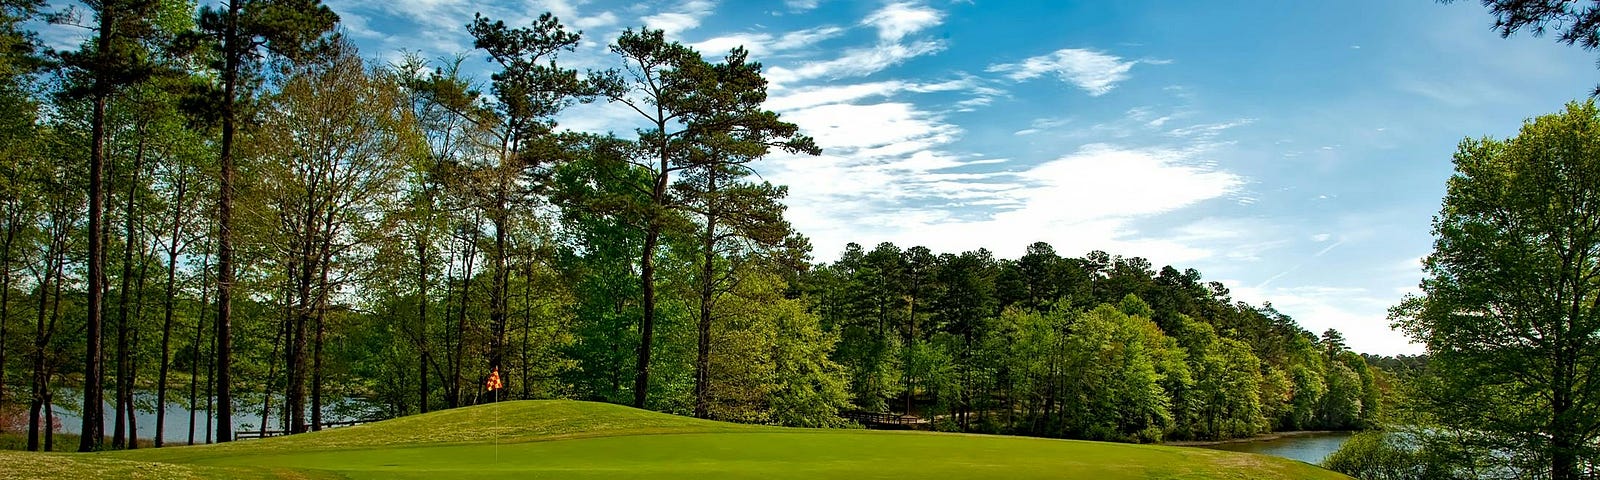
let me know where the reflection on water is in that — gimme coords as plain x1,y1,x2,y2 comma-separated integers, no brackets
1203,432,1355,465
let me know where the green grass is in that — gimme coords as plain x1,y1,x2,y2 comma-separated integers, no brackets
1,400,1353,479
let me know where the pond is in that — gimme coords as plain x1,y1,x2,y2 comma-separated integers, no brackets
1200,432,1355,465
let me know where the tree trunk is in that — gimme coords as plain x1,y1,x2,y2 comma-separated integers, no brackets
489,195,509,402
311,307,325,430
80,52,109,456
452,218,478,408
311,211,333,431
26,237,57,451
214,0,241,444
190,243,210,445
415,234,428,414
633,111,672,410
634,226,660,409
521,260,533,400
114,132,146,450
0,208,18,417
262,284,290,436
126,243,152,448
693,171,717,419
155,177,187,447
41,388,52,451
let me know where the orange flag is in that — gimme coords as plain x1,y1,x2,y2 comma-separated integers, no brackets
486,367,504,391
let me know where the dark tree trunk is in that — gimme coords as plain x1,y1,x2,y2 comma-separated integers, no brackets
263,284,290,436
125,243,152,448
0,209,17,416
415,235,429,414
693,171,717,419
214,0,241,444
311,214,332,431
489,194,509,402
521,260,533,400
0,209,18,417
80,57,109,456
155,177,187,447
634,226,659,409
42,389,52,451
27,239,57,451
113,133,146,450
450,222,478,408
190,243,210,445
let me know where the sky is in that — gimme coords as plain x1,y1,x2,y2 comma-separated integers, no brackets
44,0,1600,356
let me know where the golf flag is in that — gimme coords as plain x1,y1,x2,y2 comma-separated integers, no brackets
486,367,503,391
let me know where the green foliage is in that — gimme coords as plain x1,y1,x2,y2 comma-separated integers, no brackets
1323,432,1429,480
1394,100,1600,478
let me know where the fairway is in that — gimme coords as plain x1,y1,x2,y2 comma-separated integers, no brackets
2,401,1352,479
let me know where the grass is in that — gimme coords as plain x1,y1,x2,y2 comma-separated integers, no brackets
1,400,1354,479
0,433,155,452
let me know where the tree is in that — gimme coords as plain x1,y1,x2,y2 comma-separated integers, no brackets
0,0,45,424
595,28,814,408
191,0,338,443
57,0,175,452
464,12,588,402
1395,100,1600,479
594,28,700,409
675,44,818,419
248,43,413,432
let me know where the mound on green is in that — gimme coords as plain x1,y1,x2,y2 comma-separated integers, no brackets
8,400,1352,479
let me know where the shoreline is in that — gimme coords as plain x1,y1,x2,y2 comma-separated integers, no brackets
1163,430,1351,447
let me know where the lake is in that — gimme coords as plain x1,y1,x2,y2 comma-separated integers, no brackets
34,390,369,443
1200,432,1355,465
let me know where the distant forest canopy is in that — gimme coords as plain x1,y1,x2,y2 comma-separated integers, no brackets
804,241,1389,441
0,2,1396,452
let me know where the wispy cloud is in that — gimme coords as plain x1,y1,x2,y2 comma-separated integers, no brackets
786,0,822,11
642,0,717,36
690,26,845,57
863,2,944,42
766,40,945,84
768,140,1247,266
988,48,1153,96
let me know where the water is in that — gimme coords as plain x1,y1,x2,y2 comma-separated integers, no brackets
36,389,368,442
1202,432,1355,465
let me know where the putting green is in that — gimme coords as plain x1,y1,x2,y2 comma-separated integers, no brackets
3,401,1352,479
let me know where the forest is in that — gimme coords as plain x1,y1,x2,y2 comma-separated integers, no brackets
0,0,1390,453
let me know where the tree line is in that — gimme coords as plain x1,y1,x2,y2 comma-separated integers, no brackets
0,0,1387,452
804,242,1384,441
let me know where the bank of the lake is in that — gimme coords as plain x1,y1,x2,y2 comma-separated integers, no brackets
1175,431,1355,465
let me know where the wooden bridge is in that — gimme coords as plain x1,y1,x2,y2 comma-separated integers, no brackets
839,411,923,429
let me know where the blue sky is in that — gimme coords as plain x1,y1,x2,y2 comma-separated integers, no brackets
46,0,1597,355
317,0,1599,356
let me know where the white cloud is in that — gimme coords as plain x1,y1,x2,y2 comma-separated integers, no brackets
764,76,981,111
527,0,618,30
690,26,845,57
1167,119,1254,139
1230,284,1421,355
642,0,717,36
863,2,944,42
988,48,1150,96
766,40,945,84
767,140,1246,266
786,0,822,11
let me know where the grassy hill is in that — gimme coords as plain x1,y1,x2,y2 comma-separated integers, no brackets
0,400,1353,479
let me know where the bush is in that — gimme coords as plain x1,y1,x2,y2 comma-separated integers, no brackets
1323,432,1426,480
